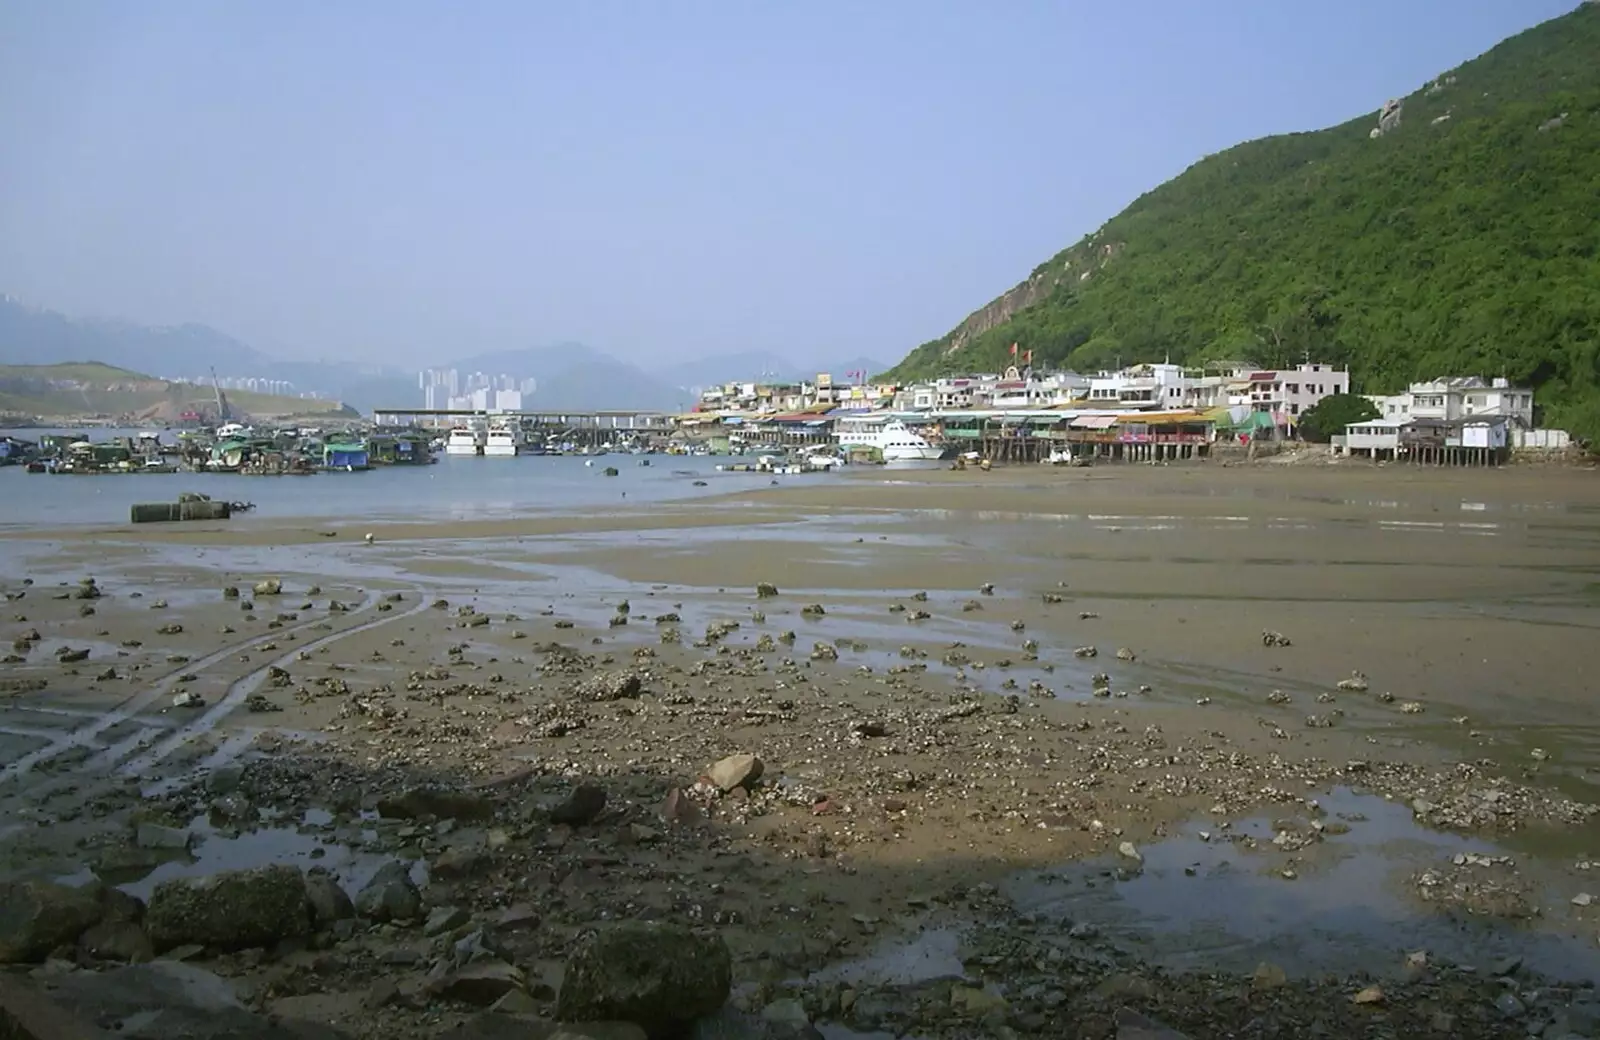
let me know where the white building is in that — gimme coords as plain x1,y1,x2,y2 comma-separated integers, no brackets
1177,363,1350,418
894,369,1091,412
1340,420,1403,458
1085,363,1188,410
1367,377,1535,428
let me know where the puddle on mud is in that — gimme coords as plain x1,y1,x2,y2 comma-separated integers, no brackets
815,789,1600,1008
1002,787,1600,981
57,806,421,904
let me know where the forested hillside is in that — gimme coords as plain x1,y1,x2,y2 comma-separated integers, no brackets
887,3,1600,438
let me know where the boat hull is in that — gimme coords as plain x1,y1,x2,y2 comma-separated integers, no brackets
881,444,946,462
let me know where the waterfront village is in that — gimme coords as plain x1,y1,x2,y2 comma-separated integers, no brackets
0,360,1579,475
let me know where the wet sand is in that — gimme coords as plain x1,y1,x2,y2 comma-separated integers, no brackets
2,463,1600,1038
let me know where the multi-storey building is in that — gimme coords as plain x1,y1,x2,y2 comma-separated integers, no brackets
1367,377,1535,427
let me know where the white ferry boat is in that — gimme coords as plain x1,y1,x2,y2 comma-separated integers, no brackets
483,422,525,456
444,425,485,456
834,417,945,461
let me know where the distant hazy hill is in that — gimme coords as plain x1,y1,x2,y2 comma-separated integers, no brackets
0,361,356,422
452,343,689,412
886,3,1600,439
0,297,414,413
0,297,272,374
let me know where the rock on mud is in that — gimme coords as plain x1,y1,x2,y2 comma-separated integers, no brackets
375,785,494,821
551,782,609,826
0,879,104,963
303,869,355,929
355,861,423,923
574,669,644,702
706,753,763,793
556,921,732,1033
145,865,311,952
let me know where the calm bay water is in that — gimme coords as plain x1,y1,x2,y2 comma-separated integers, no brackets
0,447,831,528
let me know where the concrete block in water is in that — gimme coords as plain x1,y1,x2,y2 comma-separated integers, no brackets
130,501,232,524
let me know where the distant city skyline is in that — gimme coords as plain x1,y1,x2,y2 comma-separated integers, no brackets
419,367,537,411
170,373,331,400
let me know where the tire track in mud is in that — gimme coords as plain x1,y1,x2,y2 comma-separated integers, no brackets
0,591,389,785
117,590,431,783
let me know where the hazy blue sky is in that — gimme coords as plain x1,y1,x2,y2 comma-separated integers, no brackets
0,1,1576,369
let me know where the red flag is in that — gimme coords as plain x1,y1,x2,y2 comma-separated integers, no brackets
1010,343,1018,358
1025,350,1033,365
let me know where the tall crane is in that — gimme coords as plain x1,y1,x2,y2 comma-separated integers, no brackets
209,367,232,423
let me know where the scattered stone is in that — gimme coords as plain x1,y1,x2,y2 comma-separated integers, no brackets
756,582,779,598
253,579,283,596
574,669,643,702
551,782,608,826
429,960,527,1005
425,906,472,937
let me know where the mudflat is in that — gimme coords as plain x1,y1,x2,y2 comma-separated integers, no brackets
2,462,1599,1039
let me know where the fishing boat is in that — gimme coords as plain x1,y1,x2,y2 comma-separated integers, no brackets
322,439,372,472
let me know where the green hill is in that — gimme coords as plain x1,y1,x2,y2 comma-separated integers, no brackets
886,3,1600,439
0,361,358,422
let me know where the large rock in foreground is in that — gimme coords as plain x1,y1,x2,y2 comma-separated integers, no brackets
0,879,104,963
556,922,731,1036
145,865,310,951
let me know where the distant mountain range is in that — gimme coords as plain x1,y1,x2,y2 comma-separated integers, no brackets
0,297,887,415
0,297,417,413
